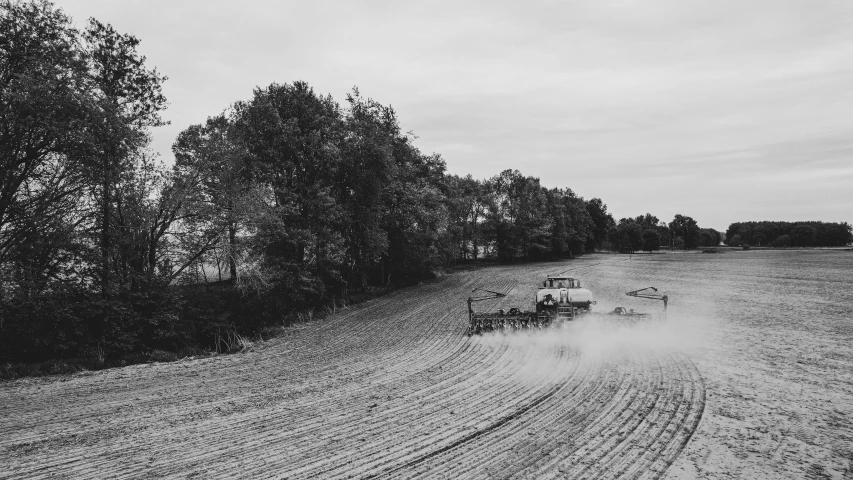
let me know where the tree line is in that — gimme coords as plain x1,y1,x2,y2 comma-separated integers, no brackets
0,1,723,366
605,213,721,253
725,221,852,248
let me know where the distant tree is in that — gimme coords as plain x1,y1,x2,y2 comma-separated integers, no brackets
669,214,701,249
584,198,615,251
725,221,851,247
461,177,487,261
607,225,629,253
771,235,791,248
548,188,594,257
728,234,742,247
673,237,685,250
441,175,469,263
513,176,551,260
737,224,754,245
656,223,671,249
607,218,643,253
724,223,741,245
699,228,721,247
544,190,568,258
626,222,643,252
634,213,659,231
829,222,853,246
642,229,661,253
790,225,817,247
481,170,551,262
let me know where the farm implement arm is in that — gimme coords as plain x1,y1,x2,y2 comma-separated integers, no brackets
625,287,668,311
467,288,507,316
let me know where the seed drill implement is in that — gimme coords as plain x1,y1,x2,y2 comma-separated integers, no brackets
467,277,668,335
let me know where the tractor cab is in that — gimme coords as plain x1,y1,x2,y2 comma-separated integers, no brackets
540,276,581,290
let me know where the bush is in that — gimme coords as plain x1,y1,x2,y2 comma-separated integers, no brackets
0,288,97,362
0,282,189,364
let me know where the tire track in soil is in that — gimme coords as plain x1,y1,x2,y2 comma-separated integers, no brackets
0,263,705,479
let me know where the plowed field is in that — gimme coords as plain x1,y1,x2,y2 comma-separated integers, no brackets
2,250,852,479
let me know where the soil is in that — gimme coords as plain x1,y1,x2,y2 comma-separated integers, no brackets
1,250,851,479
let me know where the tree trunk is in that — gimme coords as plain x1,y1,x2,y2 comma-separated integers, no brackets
217,253,222,282
148,234,158,281
228,223,237,282
101,154,111,299
98,152,112,341
472,225,479,262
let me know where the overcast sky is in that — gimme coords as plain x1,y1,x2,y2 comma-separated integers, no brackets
60,0,852,230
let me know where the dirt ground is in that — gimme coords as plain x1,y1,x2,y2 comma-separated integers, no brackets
1,250,851,479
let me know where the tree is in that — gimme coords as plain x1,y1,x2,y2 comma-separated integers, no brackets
481,170,550,262
0,0,90,278
232,81,344,305
83,19,167,299
560,190,595,256
382,141,448,282
669,214,701,249
699,228,721,247
585,198,614,251
173,113,253,282
337,89,396,284
607,219,643,253
443,174,487,262
656,223,671,249
632,213,668,250
546,191,568,258
634,213,659,231
607,225,627,253
642,229,661,252
728,234,742,247
626,222,643,253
